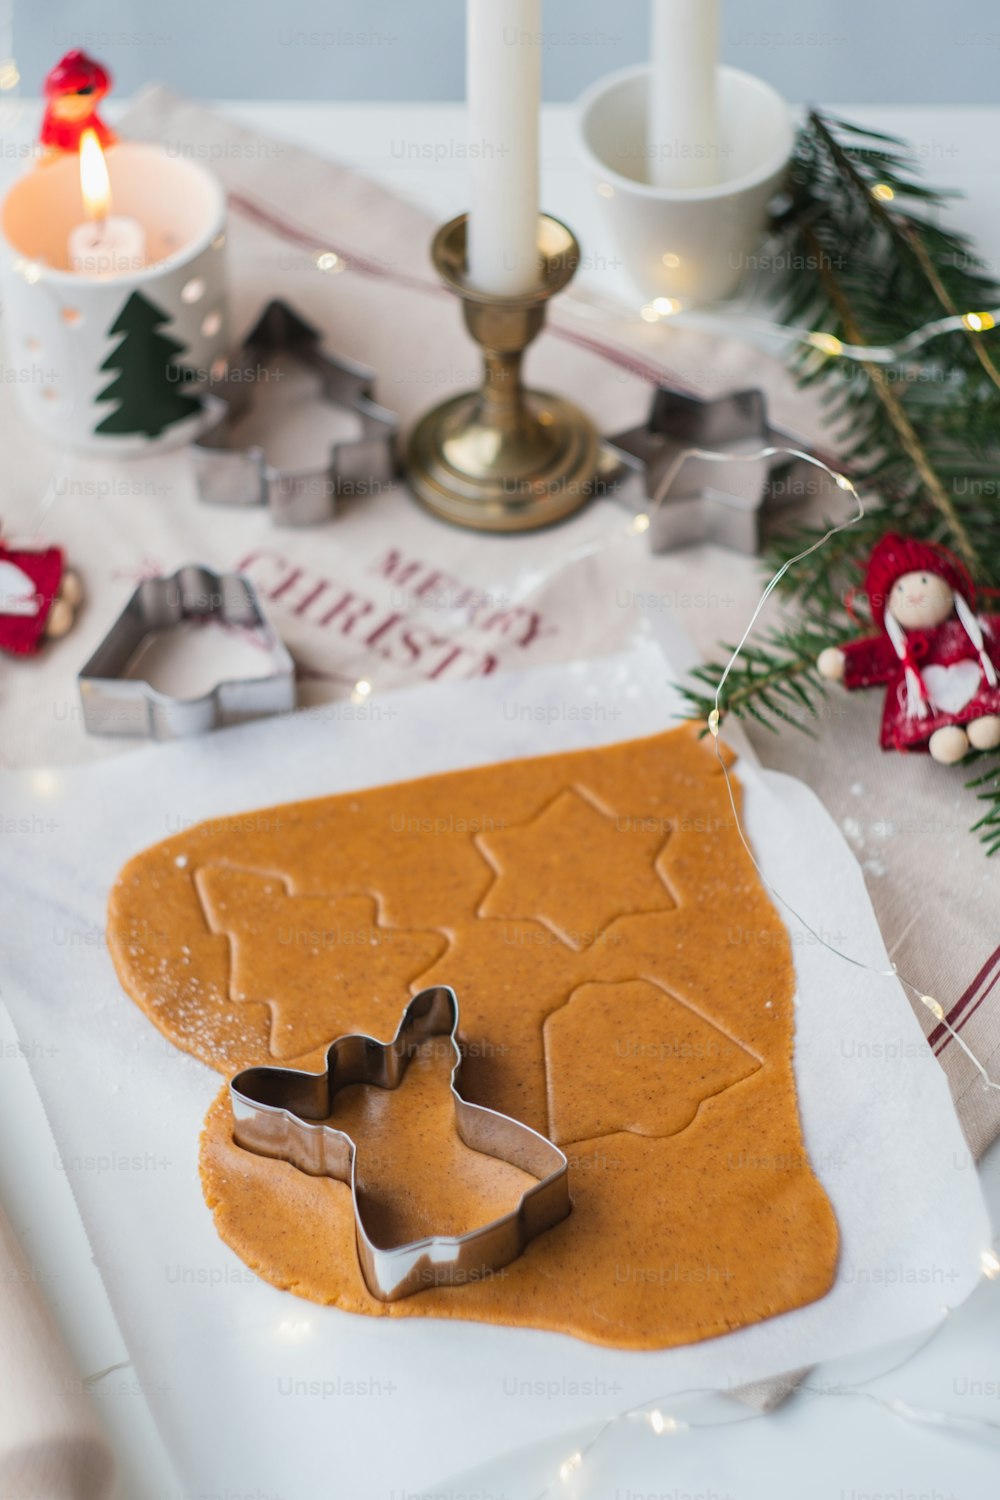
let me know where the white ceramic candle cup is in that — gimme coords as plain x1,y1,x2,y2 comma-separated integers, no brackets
577,64,794,305
0,142,228,455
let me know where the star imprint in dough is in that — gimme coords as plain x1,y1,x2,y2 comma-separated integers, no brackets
475,787,674,951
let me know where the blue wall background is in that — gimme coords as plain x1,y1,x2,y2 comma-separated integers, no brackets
13,0,997,105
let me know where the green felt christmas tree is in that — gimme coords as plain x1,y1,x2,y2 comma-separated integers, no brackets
95,290,202,438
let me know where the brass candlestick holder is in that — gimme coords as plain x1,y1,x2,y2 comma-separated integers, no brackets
407,214,600,533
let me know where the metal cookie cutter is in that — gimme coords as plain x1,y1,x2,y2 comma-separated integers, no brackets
609,386,812,555
78,565,295,740
193,300,398,527
230,985,571,1302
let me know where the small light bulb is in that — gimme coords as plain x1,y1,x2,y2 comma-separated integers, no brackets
835,473,855,492
708,709,721,737
640,304,659,323
315,250,343,274
981,1248,1000,1280
921,994,945,1022
275,1316,311,1343
652,296,681,316
662,252,681,269
597,182,615,199
809,331,844,358
872,183,895,202
963,311,995,333
0,59,19,90
559,1451,583,1482
632,513,651,534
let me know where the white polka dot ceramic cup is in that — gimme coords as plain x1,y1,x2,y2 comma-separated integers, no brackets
576,65,793,305
0,143,228,455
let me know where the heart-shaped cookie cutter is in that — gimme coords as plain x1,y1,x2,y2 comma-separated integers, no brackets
230,985,571,1301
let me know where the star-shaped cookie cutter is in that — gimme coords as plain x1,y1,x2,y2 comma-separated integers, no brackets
77,565,295,739
193,300,398,527
609,386,813,555
230,985,571,1302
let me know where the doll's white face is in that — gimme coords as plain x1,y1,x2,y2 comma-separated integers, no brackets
887,571,954,630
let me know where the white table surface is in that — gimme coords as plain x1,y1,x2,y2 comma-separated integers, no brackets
1,97,999,1500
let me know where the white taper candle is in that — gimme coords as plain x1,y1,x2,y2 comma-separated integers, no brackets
467,0,542,295
649,0,721,189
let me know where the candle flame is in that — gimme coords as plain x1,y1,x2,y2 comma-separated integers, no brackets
79,128,111,223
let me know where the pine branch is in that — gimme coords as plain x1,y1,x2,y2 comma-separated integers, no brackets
679,611,855,737
683,110,1000,853
969,753,1000,856
800,219,980,571
807,111,1000,398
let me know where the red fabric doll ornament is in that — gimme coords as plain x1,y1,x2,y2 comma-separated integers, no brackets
817,533,1000,764
0,543,81,654
39,50,117,157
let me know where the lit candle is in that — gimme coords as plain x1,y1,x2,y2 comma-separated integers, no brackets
467,0,541,296
68,128,146,276
648,0,720,189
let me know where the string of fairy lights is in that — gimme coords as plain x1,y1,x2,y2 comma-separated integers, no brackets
533,1286,1000,1500
0,69,990,1479
638,294,998,364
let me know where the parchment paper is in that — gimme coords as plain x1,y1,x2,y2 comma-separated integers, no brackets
0,638,988,1500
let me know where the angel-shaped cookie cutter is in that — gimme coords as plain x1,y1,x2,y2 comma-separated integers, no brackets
193,300,398,527
230,986,571,1302
77,565,295,739
609,386,813,555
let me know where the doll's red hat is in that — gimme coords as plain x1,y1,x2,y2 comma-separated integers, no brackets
43,50,111,98
865,533,975,629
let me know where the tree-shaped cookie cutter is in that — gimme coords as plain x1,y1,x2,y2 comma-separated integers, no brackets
230,986,571,1302
193,300,398,527
77,565,295,739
